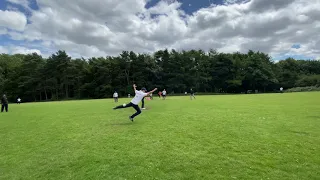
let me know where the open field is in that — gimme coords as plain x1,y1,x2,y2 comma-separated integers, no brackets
1,92,320,180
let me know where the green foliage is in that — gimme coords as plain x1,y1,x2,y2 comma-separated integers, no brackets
1,50,320,102
295,75,320,87
285,86,320,92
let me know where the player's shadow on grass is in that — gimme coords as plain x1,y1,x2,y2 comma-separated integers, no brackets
306,115,320,119
289,130,310,136
110,122,134,126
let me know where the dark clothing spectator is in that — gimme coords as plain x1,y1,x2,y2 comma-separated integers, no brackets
1,95,8,112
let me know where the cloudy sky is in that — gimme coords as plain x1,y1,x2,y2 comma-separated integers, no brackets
0,0,319,60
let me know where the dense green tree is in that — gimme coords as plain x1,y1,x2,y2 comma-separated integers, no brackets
246,51,277,92
1,49,320,102
295,75,320,87
17,53,44,101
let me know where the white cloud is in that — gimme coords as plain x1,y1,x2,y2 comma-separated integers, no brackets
11,46,41,55
6,5,19,11
6,0,31,10
0,46,9,54
0,10,27,31
0,45,41,55
0,28,8,35
1,0,320,59
223,0,246,5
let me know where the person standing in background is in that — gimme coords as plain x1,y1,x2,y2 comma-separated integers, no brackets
190,88,196,100
17,97,21,104
113,91,119,102
1,94,9,112
141,96,146,110
162,89,167,100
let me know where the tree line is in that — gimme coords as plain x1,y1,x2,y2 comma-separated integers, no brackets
1,49,320,102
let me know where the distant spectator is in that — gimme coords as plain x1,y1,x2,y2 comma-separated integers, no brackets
280,87,283,93
162,89,167,100
17,97,21,104
1,94,8,112
190,88,196,100
141,88,147,110
113,91,118,102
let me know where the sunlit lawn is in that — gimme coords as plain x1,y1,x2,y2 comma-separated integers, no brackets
0,92,319,180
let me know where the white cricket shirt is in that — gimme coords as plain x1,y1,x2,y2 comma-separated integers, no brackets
131,90,148,105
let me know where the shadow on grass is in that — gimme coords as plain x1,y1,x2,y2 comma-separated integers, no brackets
110,122,134,126
289,130,310,136
306,116,320,119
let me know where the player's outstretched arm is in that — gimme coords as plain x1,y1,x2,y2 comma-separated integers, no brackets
133,84,137,92
146,88,158,96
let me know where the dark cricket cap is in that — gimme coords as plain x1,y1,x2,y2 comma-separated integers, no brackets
141,87,147,91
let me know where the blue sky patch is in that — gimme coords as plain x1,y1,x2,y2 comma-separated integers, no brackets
291,44,301,49
145,0,225,14
273,54,314,61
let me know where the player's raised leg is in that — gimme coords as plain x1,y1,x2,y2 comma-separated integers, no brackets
113,102,133,110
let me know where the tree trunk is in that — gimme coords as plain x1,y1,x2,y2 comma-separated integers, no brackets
124,70,130,85
33,88,36,101
77,78,81,98
65,84,69,99
44,88,48,100
56,88,59,100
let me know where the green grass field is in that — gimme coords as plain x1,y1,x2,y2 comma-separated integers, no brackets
1,92,320,180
